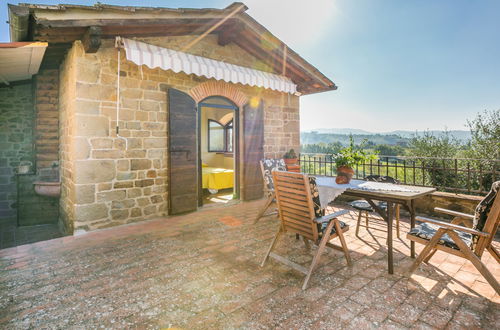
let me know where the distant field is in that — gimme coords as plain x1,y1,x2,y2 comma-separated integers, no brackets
301,129,471,147
301,132,409,146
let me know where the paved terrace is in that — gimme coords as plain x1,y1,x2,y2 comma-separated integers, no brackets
0,200,498,329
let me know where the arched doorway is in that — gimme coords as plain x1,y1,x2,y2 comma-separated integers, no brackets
167,87,263,215
197,96,240,206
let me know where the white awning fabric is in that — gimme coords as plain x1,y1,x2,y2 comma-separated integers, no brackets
119,37,297,94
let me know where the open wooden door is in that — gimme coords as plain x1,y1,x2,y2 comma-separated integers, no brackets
242,100,264,200
168,88,198,214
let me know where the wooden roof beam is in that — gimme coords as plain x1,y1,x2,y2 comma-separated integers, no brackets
82,26,102,53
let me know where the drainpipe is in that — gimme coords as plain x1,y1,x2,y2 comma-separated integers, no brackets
8,5,30,42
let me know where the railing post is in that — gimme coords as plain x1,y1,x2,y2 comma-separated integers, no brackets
467,161,471,193
403,159,407,184
422,160,425,186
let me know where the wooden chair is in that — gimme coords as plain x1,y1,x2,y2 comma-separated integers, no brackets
350,175,401,238
253,159,287,224
407,181,500,295
261,171,352,290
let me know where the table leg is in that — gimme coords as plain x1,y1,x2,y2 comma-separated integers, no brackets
410,200,416,258
387,202,394,274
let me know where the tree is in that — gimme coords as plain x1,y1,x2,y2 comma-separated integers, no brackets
408,131,461,188
408,130,460,158
375,144,405,156
465,109,500,190
466,109,500,160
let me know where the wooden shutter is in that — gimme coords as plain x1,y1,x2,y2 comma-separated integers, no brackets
242,100,264,200
168,88,198,214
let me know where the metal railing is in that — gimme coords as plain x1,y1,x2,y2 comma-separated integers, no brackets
299,153,499,195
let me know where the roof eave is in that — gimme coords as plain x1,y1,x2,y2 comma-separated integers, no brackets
8,4,30,42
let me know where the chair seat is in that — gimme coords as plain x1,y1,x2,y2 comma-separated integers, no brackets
408,222,473,250
319,220,348,236
350,200,387,212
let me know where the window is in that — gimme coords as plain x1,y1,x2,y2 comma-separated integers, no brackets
208,120,225,152
208,119,234,153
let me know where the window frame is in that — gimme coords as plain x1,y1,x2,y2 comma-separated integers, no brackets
207,119,226,152
225,120,233,153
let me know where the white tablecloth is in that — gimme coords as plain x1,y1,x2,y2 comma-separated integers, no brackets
314,176,419,209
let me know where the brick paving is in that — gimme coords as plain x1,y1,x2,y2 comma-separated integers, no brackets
0,200,498,329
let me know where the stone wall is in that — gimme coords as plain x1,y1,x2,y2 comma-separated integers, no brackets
58,43,78,234
35,69,59,170
413,191,483,217
60,34,300,233
0,83,35,221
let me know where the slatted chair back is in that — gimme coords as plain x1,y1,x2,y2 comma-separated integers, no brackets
474,187,500,257
272,171,319,241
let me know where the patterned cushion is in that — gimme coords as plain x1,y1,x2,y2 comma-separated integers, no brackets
319,220,348,236
473,181,499,232
349,175,397,212
308,176,324,218
471,181,499,248
364,175,400,184
261,159,287,191
350,200,388,212
408,222,473,250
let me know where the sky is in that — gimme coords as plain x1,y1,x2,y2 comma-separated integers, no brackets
2,0,499,132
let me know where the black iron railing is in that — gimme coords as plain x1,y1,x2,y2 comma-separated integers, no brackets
299,153,499,195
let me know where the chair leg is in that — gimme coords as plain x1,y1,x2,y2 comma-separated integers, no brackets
302,221,334,290
365,211,369,227
423,249,437,263
334,219,352,266
395,204,400,239
254,193,275,224
261,227,282,267
303,237,311,250
409,228,446,274
355,211,362,237
447,231,500,295
487,245,500,263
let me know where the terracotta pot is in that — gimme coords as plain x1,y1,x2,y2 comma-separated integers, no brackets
335,166,354,184
284,158,298,166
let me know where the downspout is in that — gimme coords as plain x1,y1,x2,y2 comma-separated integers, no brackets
8,4,30,42
115,37,122,136
114,37,128,149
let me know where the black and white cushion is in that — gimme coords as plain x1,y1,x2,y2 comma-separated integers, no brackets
408,222,472,250
350,175,399,212
261,159,287,191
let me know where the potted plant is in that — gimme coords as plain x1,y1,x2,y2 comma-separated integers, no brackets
333,137,376,184
283,149,298,165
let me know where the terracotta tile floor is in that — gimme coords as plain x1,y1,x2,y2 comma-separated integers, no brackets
0,200,498,329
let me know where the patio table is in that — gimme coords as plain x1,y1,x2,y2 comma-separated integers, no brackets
315,176,436,274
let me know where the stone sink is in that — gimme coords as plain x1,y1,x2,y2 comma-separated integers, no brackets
34,181,61,198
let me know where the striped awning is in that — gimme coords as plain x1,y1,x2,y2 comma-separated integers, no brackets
119,37,297,94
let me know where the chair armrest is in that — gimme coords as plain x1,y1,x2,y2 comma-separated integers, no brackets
415,216,489,237
314,209,349,224
434,207,474,220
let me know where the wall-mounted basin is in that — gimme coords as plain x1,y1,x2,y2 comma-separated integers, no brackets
34,181,61,198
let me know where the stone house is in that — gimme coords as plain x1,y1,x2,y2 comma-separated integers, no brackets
1,2,336,234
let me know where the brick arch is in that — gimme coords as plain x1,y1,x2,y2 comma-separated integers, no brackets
189,81,248,107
